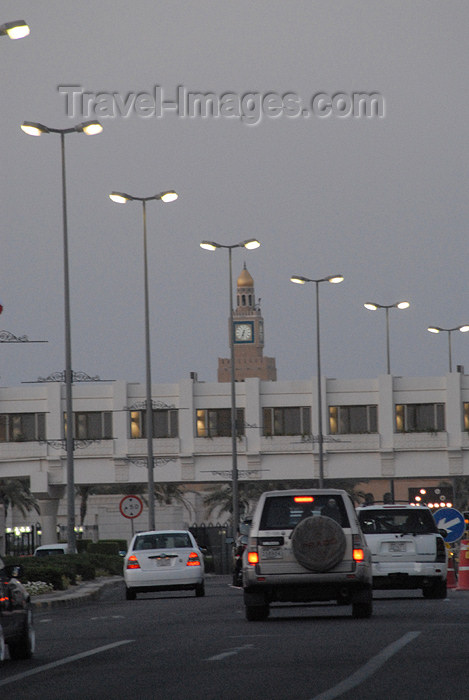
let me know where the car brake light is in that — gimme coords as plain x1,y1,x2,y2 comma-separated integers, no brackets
294,496,314,503
353,549,365,562
126,555,140,569
436,537,446,563
247,551,259,565
186,551,201,566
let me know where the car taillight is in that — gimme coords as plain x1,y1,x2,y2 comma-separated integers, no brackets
436,537,446,562
186,551,201,566
126,555,140,570
353,549,365,562
247,551,259,565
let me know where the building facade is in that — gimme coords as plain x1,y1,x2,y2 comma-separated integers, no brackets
1,371,469,546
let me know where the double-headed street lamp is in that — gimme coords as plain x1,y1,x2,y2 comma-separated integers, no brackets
427,325,469,373
110,190,178,530
0,20,30,39
200,239,260,540
290,274,344,488
22,119,103,553
364,301,410,375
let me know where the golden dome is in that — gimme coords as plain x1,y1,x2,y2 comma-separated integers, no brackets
237,264,254,287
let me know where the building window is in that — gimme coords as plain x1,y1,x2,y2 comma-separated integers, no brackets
0,413,46,442
329,405,378,434
130,409,178,439
263,407,311,437
64,411,113,440
463,403,469,431
196,408,245,437
395,403,445,432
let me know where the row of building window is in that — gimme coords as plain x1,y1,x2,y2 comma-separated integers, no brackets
0,403,465,443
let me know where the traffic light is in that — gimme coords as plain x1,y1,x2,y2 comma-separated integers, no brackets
464,512,469,531
408,486,453,508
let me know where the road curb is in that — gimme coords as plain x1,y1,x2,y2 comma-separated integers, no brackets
31,576,123,610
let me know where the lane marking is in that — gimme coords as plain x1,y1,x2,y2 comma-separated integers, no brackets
206,644,254,661
311,631,421,700
0,639,134,687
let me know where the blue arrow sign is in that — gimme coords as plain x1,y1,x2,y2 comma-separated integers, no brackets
433,507,466,543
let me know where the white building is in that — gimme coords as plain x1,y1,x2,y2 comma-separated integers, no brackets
1,371,469,547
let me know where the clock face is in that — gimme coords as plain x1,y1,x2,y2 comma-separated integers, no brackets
234,323,253,342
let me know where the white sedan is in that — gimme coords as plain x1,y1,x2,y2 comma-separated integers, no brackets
124,530,205,600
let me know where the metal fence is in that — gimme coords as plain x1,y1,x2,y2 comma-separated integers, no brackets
189,522,233,574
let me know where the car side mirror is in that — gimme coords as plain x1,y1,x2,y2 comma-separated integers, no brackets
438,528,447,538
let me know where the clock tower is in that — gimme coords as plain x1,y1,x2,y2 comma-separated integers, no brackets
218,263,277,382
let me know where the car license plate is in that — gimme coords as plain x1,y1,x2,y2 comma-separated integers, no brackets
157,558,171,566
389,542,406,552
261,547,282,560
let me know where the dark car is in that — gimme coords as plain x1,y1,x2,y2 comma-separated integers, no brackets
0,556,35,661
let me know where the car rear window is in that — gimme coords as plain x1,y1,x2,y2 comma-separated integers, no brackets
259,495,349,530
133,533,192,550
358,508,438,535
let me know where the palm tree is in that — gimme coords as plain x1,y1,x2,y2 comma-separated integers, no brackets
0,479,39,518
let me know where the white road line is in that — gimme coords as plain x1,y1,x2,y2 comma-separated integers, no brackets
206,644,254,661
311,631,421,700
0,639,134,687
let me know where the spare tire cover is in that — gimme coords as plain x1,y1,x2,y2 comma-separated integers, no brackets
291,516,346,572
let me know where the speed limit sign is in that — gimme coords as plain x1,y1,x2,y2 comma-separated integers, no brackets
119,495,143,519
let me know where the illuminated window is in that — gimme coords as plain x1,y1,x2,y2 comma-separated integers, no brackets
196,408,244,437
329,405,377,434
263,407,311,436
129,409,178,439
395,403,445,432
463,403,469,431
0,413,46,442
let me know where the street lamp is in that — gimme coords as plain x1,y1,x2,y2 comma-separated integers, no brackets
110,190,178,530
200,239,260,540
364,301,410,375
22,119,103,553
0,20,30,39
427,325,469,373
290,274,344,488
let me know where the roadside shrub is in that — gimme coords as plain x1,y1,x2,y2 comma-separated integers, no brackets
4,552,122,590
87,540,126,555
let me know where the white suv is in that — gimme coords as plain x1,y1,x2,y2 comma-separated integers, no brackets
356,504,447,598
242,489,372,620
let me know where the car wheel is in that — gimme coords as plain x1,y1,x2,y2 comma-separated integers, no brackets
0,626,6,662
352,600,373,619
125,587,137,600
8,608,35,660
245,605,269,621
195,582,205,597
291,515,346,572
423,580,447,599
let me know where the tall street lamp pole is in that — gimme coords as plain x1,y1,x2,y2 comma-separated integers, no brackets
200,239,260,540
427,325,469,373
110,190,178,530
22,120,103,552
290,274,344,488
364,301,410,375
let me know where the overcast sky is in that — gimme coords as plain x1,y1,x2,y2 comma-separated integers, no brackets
1,2,468,388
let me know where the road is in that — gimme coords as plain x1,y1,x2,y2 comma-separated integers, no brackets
1,577,469,699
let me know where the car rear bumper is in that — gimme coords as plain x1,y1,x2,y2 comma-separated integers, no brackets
243,562,371,604
372,561,446,589
124,568,204,590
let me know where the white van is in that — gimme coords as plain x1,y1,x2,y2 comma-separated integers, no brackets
34,544,69,557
